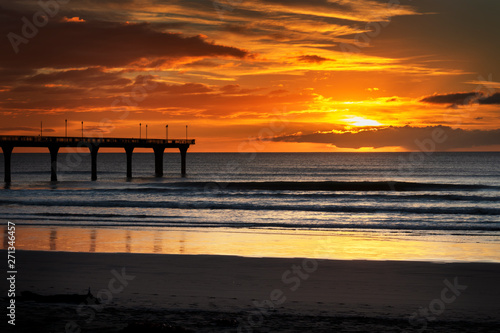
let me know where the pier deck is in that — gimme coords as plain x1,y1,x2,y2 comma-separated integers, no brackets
0,136,195,182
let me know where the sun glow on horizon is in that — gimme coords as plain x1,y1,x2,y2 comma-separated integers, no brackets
344,116,383,127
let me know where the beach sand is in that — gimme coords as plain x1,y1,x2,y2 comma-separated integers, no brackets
3,250,500,332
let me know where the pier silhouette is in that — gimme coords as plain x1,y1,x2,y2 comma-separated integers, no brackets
0,135,195,182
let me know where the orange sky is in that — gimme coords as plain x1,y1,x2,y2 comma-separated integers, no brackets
1,0,499,152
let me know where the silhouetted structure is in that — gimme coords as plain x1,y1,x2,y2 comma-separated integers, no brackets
0,136,195,182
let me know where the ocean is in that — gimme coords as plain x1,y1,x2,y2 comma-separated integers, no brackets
1,152,499,261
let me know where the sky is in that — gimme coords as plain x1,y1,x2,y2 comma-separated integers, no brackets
1,0,499,152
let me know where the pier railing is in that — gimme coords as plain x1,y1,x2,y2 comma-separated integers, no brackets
0,135,195,145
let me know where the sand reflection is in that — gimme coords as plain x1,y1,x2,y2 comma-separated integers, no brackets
4,226,500,262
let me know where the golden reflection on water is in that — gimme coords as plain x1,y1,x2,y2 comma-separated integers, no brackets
4,226,500,262
49,229,57,251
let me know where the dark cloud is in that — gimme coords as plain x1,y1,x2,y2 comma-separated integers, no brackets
185,60,221,67
84,126,113,133
0,68,36,85
420,91,500,106
273,126,500,150
268,89,288,95
10,86,86,95
151,22,188,30
155,83,214,94
219,84,262,95
1,0,148,26
223,24,251,35
25,67,132,86
478,92,500,105
0,20,248,69
220,84,241,93
296,55,331,63
83,80,213,95
222,23,296,41
0,126,50,132
420,92,479,105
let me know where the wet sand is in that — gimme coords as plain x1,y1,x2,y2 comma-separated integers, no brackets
8,226,500,262
4,250,500,332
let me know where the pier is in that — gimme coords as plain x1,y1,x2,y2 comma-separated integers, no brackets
0,136,195,182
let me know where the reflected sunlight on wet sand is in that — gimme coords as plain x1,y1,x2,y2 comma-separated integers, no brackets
6,226,500,262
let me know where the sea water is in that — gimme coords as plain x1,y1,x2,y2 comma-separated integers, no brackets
1,152,499,261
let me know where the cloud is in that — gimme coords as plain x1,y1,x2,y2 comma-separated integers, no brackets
465,79,500,90
219,84,262,95
296,55,331,63
10,85,85,94
0,126,52,132
273,126,500,150
420,92,479,105
185,60,221,68
242,0,419,22
477,92,500,105
268,89,288,95
155,83,214,94
222,23,298,41
62,17,86,23
25,67,132,87
0,68,36,85
223,24,253,35
0,20,249,69
420,91,500,106
84,126,113,134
